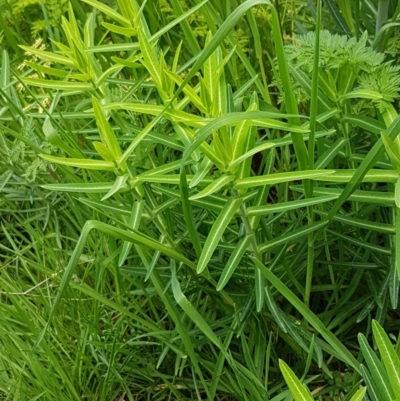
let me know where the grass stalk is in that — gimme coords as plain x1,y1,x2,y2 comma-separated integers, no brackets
305,0,322,307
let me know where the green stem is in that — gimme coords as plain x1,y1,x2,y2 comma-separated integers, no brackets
375,0,389,51
355,0,360,40
232,188,265,310
305,0,321,307
232,189,260,259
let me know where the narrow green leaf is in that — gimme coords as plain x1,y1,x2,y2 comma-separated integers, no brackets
358,333,393,401
342,114,386,135
349,387,367,401
139,160,185,177
339,89,383,101
247,195,337,216
279,360,314,401
101,174,129,201
164,70,206,113
118,201,145,267
22,78,93,91
102,102,208,127
137,25,164,93
95,64,123,87
102,22,136,37
234,170,335,190
291,185,394,205
217,235,253,291
135,174,212,185
360,364,380,401
318,169,398,183
396,209,400,279
92,97,121,158
42,182,120,193
197,198,242,273
1,50,10,97
77,198,135,218
229,142,275,171
231,101,258,162
18,45,75,67
314,210,395,235
40,154,115,171
258,221,328,254
314,138,348,169
180,168,202,258
189,175,234,200
265,286,288,333
93,141,116,161
189,157,213,189
373,320,400,396
43,117,81,158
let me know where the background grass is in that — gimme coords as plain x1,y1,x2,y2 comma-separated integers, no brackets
1,0,400,400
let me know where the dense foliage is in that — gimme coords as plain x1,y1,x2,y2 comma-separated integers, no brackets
1,0,400,400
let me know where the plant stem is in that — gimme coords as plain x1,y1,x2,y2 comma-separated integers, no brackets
232,189,260,259
305,0,321,307
375,0,390,51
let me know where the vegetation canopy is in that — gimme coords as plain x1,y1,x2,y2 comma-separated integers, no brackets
1,0,400,400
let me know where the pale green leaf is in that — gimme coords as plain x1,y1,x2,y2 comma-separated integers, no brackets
197,198,242,273
22,78,93,91
19,45,75,67
40,154,115,171
189,175,234,200
216,235,253,291
372,320,400,396
279,360,314,401
92,97,122,158
234,170,335,190
101,174,129,201
93,141,115,161
246,195,338,216
349,387,367,401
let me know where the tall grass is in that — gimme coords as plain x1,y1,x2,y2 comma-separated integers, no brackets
1,0,400,400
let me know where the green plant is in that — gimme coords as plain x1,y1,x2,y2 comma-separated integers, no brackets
2,0,400,400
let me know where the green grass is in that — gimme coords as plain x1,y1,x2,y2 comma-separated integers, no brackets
1,0,400,400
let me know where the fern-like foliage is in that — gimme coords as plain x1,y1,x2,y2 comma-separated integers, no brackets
285,30,384,72
278,29,400,115
359,64,400,103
